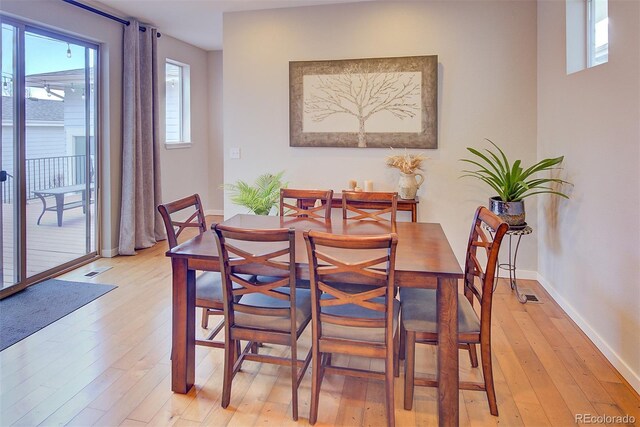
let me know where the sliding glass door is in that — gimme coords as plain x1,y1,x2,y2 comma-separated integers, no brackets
1,16,99,297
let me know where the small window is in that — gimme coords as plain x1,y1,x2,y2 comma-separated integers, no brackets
165,60,191,146
566,0,608,74
587,0,608,67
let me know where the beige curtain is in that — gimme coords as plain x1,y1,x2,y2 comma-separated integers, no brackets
118,20,164,255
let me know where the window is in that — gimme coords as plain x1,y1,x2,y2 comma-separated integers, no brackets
587,0,608,67
165,60,191,146
566,0,608,74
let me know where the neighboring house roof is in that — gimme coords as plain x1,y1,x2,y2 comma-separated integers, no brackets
2,96,64,122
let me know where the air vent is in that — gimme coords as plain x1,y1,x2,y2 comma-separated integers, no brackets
519,288,542,304
84,266,112,278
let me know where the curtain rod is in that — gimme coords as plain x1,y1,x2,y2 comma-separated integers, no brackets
62,0,161,37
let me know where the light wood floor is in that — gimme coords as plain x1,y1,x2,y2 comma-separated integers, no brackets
1,219,638,426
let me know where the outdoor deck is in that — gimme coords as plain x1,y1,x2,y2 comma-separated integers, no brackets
1,195,95,289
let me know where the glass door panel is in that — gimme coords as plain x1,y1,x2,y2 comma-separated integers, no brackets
24,30,97,277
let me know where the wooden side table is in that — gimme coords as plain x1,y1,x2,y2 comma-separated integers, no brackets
485,224,533,303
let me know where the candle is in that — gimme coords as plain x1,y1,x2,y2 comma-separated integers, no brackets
364,180,373,192
348,179,357,190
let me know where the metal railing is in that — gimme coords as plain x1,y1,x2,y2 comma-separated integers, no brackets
1,172,13,204
1,155,94,203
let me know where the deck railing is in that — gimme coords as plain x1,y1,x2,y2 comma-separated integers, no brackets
1,155,94,203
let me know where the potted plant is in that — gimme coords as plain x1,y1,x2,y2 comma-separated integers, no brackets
461,139,571,226
386,150,428,199
224,171,287,215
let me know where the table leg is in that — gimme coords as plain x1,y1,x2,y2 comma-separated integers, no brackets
437,276,458,427
35,193,48,225
55,193,64,227
411,205,417,222
171,258,196,393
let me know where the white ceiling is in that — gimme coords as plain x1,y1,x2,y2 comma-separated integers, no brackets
89,0,374,51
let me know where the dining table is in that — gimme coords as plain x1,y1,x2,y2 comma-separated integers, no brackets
167,214,464,426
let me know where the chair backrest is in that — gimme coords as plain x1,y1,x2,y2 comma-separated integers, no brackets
342,191,398,223
463,206,508,331
280,188,334,220
304,230,398,342
157,194,207,249
213,224,297,329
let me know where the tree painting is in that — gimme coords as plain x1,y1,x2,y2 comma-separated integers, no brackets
303,65,421,148
290,56,438,149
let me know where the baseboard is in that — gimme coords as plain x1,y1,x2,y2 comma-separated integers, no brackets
205,209,224,216
537,272,640,394
101,247,119,258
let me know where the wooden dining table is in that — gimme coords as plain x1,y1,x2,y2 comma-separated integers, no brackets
167,214,463,426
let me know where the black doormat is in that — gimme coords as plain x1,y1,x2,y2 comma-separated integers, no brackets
0,279,116,351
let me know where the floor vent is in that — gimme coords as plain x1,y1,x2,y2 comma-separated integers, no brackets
84,266,112,278
519,288,542,304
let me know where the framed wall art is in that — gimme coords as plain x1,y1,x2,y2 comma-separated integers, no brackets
289,55,438,149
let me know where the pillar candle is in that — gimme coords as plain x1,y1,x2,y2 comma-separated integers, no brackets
364,180,373,192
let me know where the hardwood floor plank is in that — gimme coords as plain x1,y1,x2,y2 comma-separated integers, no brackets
37,367,125,427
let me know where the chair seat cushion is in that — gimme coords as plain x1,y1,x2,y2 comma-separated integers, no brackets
320,296,400,343
233,287,312,332
196,272,252,304
400,288,480,334
195,272,224,303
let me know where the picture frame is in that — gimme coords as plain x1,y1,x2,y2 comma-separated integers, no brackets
289,55,438,149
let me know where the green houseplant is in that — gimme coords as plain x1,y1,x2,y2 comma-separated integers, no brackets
461,139,571,226
224,171,287,215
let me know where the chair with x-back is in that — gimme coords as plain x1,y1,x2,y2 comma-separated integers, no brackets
280,188,334,220
213,223,312,421
304,230,400,426
158,194,228,347
400,206,508,415
342,191,398,224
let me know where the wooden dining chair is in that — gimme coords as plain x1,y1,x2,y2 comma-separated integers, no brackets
213,224,312,421
342,191,398,223
400,206,508,415
303,230,400,426
280,188,333,220
158,194,229,348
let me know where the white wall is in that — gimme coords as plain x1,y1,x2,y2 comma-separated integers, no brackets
207,50,224,214
223,1,539,268
156,35,213,211
537,0,640,391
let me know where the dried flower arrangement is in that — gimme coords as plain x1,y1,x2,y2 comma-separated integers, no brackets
385,150,428,174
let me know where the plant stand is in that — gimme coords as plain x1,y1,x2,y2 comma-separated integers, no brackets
484,224,533,304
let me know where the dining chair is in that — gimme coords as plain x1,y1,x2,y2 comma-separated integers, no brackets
400,206,508,415
213,224,312,421
342,191,398,223
280,188,334,220
303,230,400,426
158,194,229,348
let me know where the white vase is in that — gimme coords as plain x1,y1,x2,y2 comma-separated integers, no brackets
398,172,424,199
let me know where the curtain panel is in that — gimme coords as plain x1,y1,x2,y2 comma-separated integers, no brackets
118,20,164,255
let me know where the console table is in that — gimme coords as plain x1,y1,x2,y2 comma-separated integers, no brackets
299,193,419,222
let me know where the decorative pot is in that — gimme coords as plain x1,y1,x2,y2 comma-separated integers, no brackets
489,196,525,226
398,172,424,200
